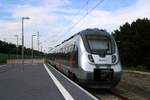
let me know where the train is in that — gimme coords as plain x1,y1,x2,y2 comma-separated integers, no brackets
48,28,122,88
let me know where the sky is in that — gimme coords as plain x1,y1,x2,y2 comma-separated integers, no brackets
0,0,150,52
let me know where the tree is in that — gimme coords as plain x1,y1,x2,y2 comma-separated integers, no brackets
0,40,44,58
112,18,150,69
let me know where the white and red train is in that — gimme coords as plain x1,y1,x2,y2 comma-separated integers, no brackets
48,28,122,88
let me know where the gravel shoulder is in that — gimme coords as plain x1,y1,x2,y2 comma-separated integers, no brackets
116,70,150,100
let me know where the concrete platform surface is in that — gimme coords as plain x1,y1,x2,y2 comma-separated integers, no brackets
0,64,97,100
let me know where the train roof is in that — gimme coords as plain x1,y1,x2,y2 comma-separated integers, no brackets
55,28,109,48
79,28,109,36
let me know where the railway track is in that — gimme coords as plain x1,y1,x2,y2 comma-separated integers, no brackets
86,88,129,100
50,64,128,100
107,89,128,100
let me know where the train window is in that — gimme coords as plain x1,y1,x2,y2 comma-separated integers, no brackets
88,39,109,50
87,35,112,54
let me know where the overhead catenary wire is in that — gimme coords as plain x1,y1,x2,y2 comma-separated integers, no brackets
54,0,91,43
41,0,91,47
64,0,105,37
69,0,90,24
42,0,105,49
55,0,105,46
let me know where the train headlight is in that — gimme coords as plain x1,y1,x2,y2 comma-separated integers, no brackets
88,55,94,62
112,55,116,63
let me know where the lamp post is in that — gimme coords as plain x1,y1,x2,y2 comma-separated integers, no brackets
39,42,42,52
41,46,43,52
32,35,36,64
37,32,39,51
21,17,30,65
14,35,18,64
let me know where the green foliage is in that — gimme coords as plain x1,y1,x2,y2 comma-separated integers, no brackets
112,18,150,70
0,40,45,64
0,53,8,64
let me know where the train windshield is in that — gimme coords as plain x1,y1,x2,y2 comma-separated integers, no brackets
87,35,112,54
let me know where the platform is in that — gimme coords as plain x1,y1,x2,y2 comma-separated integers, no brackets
0,64,98,100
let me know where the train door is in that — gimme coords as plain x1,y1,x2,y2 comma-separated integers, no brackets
70,45,78,68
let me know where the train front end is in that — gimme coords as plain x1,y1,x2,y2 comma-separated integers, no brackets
77,29,122,88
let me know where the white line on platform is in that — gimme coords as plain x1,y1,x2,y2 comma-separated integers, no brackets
0,65,6,68
47,64,98,100
44,64,74,100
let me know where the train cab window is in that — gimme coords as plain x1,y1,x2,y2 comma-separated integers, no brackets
88,39,108,50
86,35,112,54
